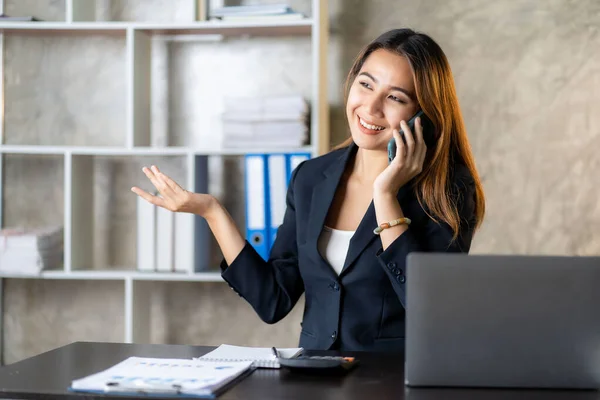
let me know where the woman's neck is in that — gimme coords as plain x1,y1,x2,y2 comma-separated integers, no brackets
350,147,389,185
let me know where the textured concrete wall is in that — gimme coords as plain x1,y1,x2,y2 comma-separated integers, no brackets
4,33,126,147
3,0,600,364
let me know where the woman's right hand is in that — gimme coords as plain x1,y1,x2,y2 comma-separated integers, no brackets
131,165,218,218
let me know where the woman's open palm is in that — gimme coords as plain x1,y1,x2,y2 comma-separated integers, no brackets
131,165,215,216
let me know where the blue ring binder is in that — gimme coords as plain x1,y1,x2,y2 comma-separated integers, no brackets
244,152,311,261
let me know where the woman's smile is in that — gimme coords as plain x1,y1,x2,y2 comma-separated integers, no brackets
357,114,386,135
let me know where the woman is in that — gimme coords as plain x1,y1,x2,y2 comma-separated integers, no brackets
132,28,485,352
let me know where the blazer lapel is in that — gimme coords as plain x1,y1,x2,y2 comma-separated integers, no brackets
306,144,357,276
339,200,377,276
305,142,413,278
339,179,413,277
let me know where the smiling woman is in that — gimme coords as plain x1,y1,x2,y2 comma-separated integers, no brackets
131,28,486,353
336,29,485,241
347,53,419,145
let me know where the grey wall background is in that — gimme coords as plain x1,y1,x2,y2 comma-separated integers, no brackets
2,0,600,364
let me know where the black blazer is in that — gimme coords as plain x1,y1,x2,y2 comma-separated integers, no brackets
221,142,477,352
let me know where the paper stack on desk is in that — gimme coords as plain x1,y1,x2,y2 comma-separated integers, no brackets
69,356,253,398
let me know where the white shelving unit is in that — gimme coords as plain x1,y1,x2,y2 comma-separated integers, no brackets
0,145,313,156
0,0,329,361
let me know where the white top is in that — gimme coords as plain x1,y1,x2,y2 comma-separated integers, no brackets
317,226,355,275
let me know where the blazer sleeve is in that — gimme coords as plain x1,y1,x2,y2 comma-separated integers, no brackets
220,162,305,324
376,171,478,307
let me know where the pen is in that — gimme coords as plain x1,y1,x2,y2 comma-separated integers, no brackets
271,347,279,358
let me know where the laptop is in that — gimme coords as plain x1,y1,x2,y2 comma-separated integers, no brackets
404,253,600,390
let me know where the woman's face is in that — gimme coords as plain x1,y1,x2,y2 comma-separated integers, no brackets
346,49,419,151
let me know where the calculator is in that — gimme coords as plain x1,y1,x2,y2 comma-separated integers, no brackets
278,355,359,373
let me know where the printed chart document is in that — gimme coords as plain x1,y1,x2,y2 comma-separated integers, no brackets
196,344,303,369
70,356,253,398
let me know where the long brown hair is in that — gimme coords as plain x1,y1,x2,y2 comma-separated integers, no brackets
336,28,485,238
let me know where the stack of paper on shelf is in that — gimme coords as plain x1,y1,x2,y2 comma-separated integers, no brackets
0,226,63,275
210,3,305,22
221,94,309,149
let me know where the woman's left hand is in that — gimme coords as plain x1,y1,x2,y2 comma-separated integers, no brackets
373,117,427,196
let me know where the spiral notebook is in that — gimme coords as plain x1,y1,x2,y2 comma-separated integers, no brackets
195,344,303,369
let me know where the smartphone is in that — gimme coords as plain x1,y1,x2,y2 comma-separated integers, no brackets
387,110,436,164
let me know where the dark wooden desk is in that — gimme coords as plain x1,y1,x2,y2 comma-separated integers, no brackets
0,342,598,400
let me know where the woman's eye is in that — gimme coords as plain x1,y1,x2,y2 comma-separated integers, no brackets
359,81,371,89
389,95,405,104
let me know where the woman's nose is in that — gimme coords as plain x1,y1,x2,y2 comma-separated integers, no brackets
364,96,383,116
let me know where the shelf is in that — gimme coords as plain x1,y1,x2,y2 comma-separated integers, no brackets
0,20,313,36
0,145,314,156
0,145,69,155
0,22,127,35
0,270,224,282
0,146,190,156
135,20,313,36
0,0,328,359
131,271,223,282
